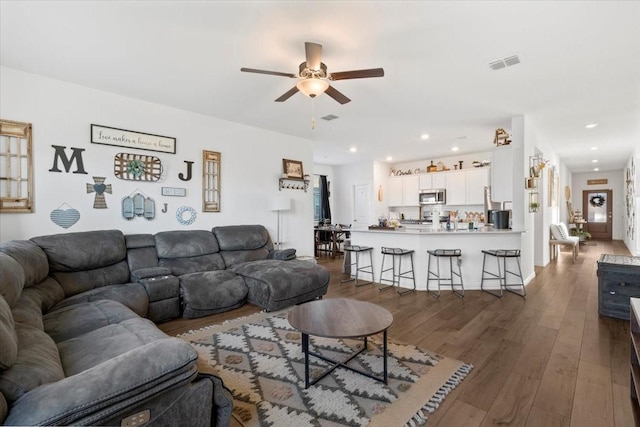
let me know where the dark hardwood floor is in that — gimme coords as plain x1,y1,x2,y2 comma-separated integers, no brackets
159,240,636,426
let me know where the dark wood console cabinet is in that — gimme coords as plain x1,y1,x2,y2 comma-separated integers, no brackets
597,254,640,320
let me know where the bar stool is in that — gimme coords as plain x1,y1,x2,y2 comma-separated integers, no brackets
480,249,526,298
379,247,416,296
341,245,374,287
426,249,464,299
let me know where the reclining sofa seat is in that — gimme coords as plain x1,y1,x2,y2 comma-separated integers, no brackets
154,230,249,319
213,225,330,312
0,231,232,426
154,225,330,317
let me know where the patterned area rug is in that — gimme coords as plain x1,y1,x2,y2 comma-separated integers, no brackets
179,310,472,426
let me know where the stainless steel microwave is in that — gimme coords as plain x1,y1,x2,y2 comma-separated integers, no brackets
419,189,446,205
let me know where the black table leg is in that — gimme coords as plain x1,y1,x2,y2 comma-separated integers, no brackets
383,329,388,384
302,332,310,388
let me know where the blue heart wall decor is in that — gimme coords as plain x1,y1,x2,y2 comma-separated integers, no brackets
50,208,80,229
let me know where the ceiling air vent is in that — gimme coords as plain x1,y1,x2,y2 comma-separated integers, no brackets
489,54,521,71
321,114,339,121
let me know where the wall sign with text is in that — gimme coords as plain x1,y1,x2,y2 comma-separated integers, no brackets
91,124,176,154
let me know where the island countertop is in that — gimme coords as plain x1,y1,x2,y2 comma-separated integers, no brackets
347,227,529,291
353,227,524,235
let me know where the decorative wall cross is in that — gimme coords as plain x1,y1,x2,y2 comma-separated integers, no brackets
86,176,112,209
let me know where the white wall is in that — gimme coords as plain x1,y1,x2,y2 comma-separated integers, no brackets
572,170,625,240
333,161,374,228
0,67,315,254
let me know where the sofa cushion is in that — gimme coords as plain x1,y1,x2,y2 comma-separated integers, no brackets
4,338,198,426
50,260,132,297
44,300,140,343
213,225,273,267
31,230,126,272
180,271,248,318
0,240,49,287
126,234,159,279
229,259,330,311
51,282,149,317
213,225,273,251
0,252,24,307
0,295,17,370
155,231,225,275
0,323,65,402
56,317,169,376
155,230,220,258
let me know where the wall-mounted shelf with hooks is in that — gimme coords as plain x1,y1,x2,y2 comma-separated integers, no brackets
279,177,309,192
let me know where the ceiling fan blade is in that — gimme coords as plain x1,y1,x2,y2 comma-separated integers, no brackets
241,67,297,78
275,86,300,102
329,68,385,80
305,42,323,71
325,85,351,104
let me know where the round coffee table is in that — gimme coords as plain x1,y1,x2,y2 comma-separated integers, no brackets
288,298,394,388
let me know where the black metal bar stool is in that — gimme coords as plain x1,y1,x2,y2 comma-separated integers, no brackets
341,245,374,287
426,249,464,299
378,247,416,296
480,249,526,298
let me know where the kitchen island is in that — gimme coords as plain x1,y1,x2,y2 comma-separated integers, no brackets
348,227,528,292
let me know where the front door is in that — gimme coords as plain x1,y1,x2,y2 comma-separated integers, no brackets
583,189,612,240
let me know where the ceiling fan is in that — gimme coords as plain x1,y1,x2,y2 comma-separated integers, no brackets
240,42,384,105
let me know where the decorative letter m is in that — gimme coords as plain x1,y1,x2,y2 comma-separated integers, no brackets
49,145,88,174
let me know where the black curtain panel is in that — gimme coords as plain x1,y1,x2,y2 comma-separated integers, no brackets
319,175,331,222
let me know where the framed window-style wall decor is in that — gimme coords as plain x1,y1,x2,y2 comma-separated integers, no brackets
203,150,220,212
0,119,34,212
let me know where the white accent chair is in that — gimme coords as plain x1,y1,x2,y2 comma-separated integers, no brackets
549,222,579,262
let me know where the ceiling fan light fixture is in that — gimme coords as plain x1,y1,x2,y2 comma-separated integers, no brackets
296,78,329,98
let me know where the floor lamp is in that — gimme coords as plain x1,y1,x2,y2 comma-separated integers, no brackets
269,195,291,249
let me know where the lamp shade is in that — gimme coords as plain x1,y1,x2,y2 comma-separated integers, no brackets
269,195,291,211
296,78,329,98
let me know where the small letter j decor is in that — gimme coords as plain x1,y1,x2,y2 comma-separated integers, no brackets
179,161,193,181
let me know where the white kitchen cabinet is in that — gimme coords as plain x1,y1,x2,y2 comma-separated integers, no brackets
402,175,419,206
388,177,404,206
432,173,446,189
419,173,446,190
388,175,419,206
465,168,489,205
445,171,466,205
418,174,432,190
491,146,513,202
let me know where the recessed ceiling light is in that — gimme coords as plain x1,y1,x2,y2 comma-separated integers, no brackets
585,123,599,129
349,147,357,153
590,146,598,150
592,159,598,163
386,156,393,161
594,168,600,171
420,134,430,140
451,147,459,152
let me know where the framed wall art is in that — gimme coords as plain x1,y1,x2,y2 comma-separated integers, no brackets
203,150,220,212
91,124,176,154
0,119,34,212
114,153,163,181
283,159,304,179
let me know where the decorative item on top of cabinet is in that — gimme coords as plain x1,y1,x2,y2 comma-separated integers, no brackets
493,128,511,146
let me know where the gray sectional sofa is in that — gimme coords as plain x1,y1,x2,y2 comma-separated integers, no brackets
0,224,330,426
